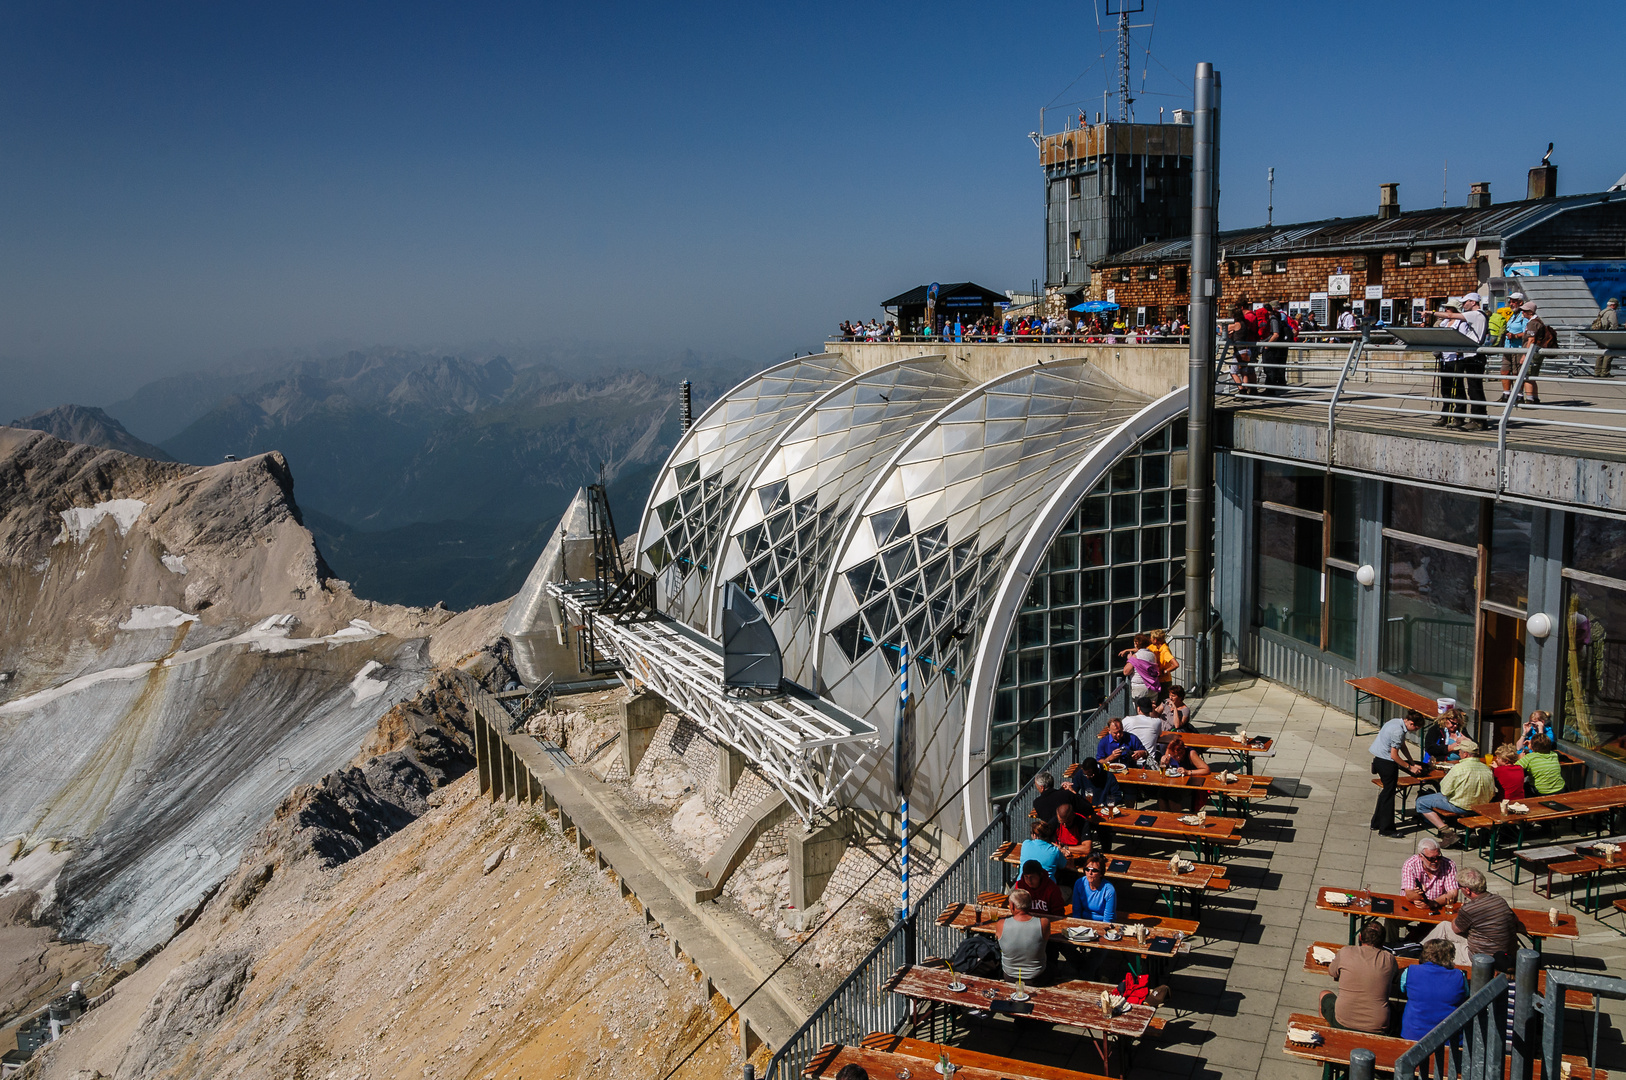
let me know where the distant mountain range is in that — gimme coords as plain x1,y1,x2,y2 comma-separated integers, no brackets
9,404,175,462
49,347,758,609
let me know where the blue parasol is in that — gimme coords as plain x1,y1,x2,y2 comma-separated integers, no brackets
1070,301,1120,313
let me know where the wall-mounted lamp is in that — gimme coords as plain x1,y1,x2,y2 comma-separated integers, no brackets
1355,565,1377,587
1527,613,1553,640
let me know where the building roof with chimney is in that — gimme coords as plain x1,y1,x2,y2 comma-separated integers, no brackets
1099,189,1626,266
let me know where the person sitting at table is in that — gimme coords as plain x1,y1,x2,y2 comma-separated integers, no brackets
1414,753,1494,848
1399,940,1468,1039
1369,711,1426,838
1425,709,1477,763
1516,710,1555,755
1020,819,1069,884
1157,735,1211,811
1070,853,1118,923
1320,922,1397,1033
1519,734,1566,795
1017,859,1068,917
997,888,1051,985
1425,867,1518,968
1491,743,1527,801
1034,769,1092,821
1401,836,1460,909
1071,757,1123,807
1054,801,1092,856
1095,716,1149,769
1123,696,1168,754
1161,685,1193,732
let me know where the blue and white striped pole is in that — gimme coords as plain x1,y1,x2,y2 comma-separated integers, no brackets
897,641,910,922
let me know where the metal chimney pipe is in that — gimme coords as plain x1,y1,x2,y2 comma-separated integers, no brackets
680,380,693,433
1185,62,1220,692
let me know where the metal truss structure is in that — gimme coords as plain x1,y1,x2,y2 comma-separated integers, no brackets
547,579,878,826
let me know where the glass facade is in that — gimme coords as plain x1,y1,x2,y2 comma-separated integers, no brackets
988,421,1188,800
1563,576,1626,750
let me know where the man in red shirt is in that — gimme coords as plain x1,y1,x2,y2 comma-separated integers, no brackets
1017,860,1068,917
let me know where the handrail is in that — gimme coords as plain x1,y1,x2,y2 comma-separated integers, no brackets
1496,340,1541,499
1327,337,1365,467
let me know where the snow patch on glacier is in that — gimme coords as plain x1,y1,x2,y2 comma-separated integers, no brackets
55,499,147,544
119,606,198,631
160,554,187,575
349,661,390,705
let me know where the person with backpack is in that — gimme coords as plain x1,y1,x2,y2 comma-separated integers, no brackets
1261,301,1292,395
1227,303,1259,391
1515,301,1555,405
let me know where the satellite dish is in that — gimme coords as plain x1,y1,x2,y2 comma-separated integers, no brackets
720,583,783,693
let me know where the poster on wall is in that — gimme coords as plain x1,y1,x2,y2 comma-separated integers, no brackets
1328,274,1352,296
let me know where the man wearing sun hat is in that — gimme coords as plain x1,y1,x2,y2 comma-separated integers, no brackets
1431,293,1489,429
1593,298,1621,377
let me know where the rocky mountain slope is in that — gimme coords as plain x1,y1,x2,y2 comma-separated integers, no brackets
30,771,746,1080
0,427,503,1024
6,406,174,462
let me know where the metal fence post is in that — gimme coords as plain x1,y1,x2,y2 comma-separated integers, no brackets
1349,1048,1376,1080
1510,948,1540,1080
743,1067,755,1080
1470,953,1495,995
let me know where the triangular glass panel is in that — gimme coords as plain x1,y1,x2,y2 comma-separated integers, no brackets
916,523,950,560
832,615,864,663
880,541,917,583
869,506,905,548
758,479,789,514
846,559,883,603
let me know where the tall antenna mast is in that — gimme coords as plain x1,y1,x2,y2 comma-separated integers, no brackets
1106,0,1145,122
1268,167,1275,227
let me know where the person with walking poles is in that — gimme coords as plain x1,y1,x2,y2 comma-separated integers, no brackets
1370,711,1425,837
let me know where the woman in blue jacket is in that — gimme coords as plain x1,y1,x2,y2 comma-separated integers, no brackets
1400,940,1468,1040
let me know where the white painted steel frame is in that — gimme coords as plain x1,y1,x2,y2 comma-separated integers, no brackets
547,582,878,825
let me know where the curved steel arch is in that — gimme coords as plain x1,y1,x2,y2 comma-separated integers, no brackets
807,359,1156,837
704,354,970,680
958,388,1189,835
634,352,856,630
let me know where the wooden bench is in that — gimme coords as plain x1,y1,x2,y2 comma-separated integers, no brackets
859,1033,1111,1080
991,841,1229,916
1347,676,1441,733
1281,1012,1604,1079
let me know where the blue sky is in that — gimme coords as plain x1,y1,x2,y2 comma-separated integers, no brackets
2,1,1621,420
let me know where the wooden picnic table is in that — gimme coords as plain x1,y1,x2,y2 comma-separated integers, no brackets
1280,1012,1605,1080
1313,886,1579,952
1109,764,1268,815
1300,942,1595,1009
1468,788,1626,865
858,1032,1112,1080
883,964,1156,1076
992,841,1230,916
971,891,1201,937
1094,806,1245,862
804,1043,1058,1080
1176,732,1276,773
936,902,1192,976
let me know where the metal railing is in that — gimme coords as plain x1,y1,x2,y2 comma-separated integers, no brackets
1351,948,1626,1080
829,333,1193,346
764,731,1080,1080
1211,335,1625,498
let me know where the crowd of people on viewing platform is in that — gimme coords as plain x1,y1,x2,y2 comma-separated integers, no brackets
835,312,1192,344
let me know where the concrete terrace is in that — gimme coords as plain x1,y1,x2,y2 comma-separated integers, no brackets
922,670,1626,1080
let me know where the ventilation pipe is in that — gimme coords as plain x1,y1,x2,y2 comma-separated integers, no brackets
1185,61,1220,695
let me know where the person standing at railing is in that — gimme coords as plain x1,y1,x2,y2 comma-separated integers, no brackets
1428,295,1489,431
1227,304,1259,392
1592,298,1620,377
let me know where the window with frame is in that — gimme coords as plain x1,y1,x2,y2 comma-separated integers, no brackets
1254,464,1362,660
1138,266,1159,281
1380,486,1482,700
1114,267,1131,283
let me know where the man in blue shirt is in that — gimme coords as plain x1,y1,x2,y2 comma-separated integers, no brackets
1067,758,1123,807
1095,716,1148,768
1370,711,1424,836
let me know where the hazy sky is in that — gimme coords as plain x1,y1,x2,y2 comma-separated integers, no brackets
3,1,1622,421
